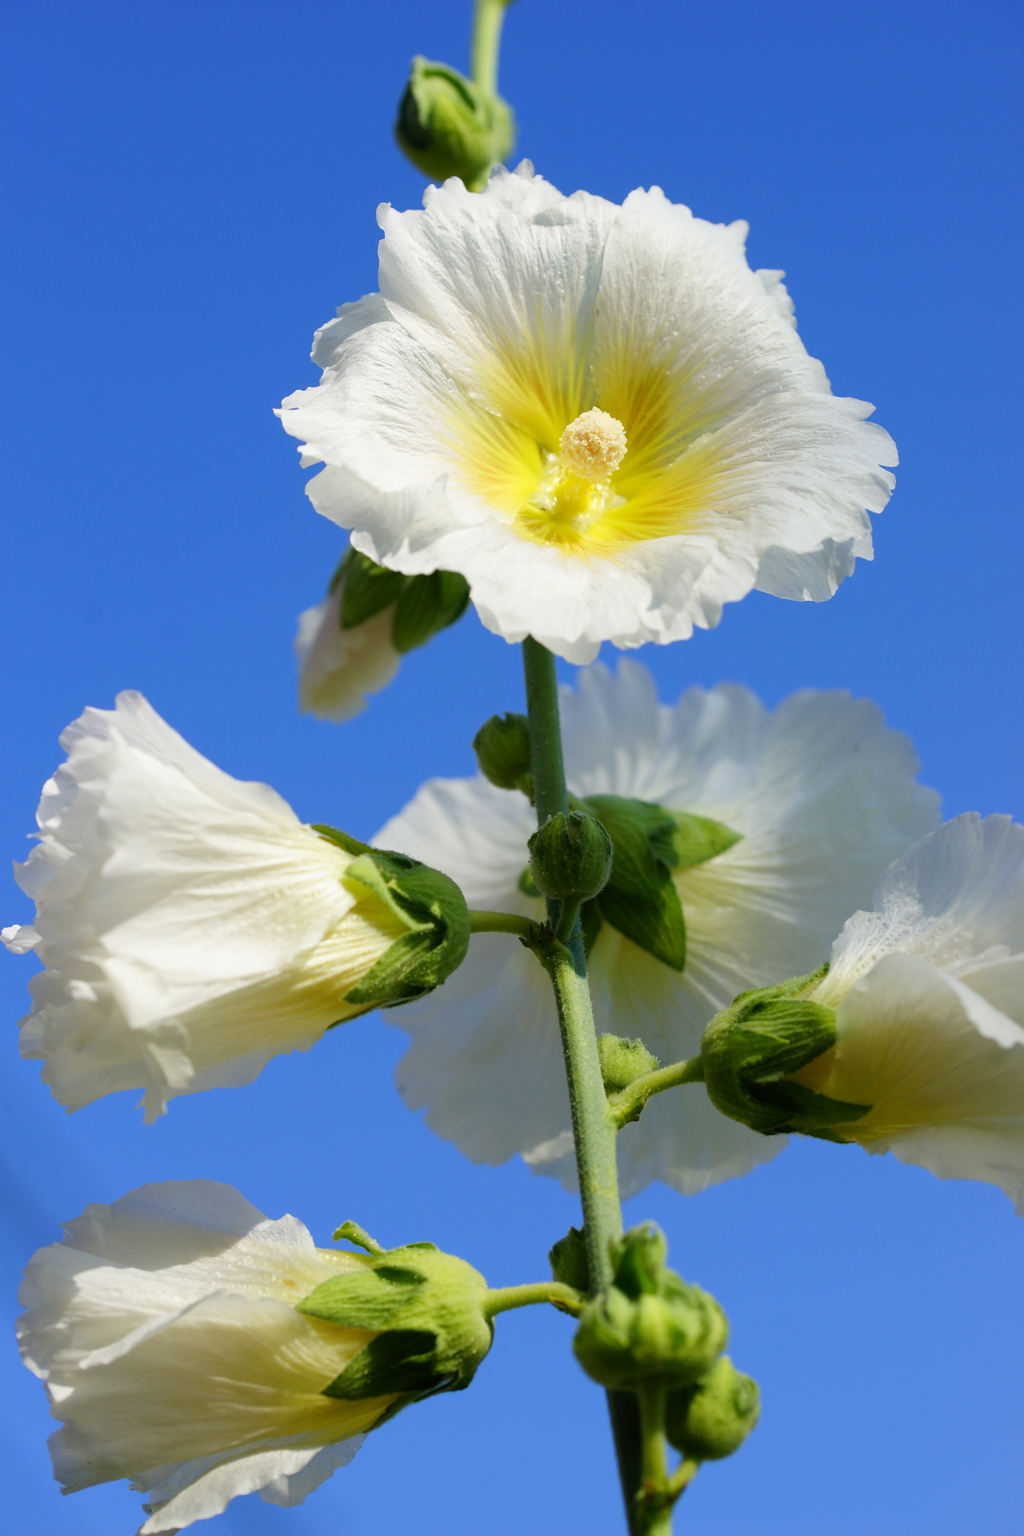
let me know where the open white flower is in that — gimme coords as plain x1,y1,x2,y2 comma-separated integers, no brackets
17,1180,391,1533
4,692,468,1119
279,164,896,663
789,815,1024,1207
375,659,939,1197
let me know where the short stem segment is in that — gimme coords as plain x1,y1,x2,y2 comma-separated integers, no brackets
467,909,536,941
608,1056,705,1130
471,0,509,95
636,1383,675,1536
484,1280,586,1318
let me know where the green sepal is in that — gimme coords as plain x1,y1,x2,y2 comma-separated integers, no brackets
597,1034,660,1094
517,865,541,899
668,810,743,870
340,549,407,629
581,795,687,971
342,850,470,1008
322,1329,448,1401
391,570,470,654
701,966,871,1137
312,824,371,857
333,1220,386,1256
549,1226,590,1295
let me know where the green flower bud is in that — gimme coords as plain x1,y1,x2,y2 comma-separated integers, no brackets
701,967,871,1139
298,1234,493,1416
528,811,613,904
665,1356,760,1460
336,548,470,654
597,1034,660,1093
549,1225,590,1294
395,56,515,192
573,1224,727,1390
473,712,533,793
313,831,470,1007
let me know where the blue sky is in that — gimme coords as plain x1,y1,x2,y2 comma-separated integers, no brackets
1,2,1022,1532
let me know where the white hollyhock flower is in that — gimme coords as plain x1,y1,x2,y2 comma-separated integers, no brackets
295,580,400,723
6,691,465,1119
375,660,939,1198
17,1180,389,1533
790,814,1024,1207
278,165,896,664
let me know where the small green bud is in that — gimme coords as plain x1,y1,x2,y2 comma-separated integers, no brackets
665,1355,760,1460
528,811,613,904
298,1238,493,1412
549,1226,590,1294
598,1034,660,1094
473,712,533,793
573,1224,727,1390
310,838,470,1008
701,967,871,1138
396,56,515,192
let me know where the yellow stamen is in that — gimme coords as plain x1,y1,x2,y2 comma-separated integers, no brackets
558,409,628,482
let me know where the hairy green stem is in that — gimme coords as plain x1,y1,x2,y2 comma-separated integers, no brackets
467,909,536,940
636,1384,674,1536
521,637,641,1531
484,1280,586,1318
471,0,509,95
608,1056,706,1130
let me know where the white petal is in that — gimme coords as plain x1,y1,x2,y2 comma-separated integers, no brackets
2,922,39,954
311,292,392,368
295,585,401,723
136,1438,365,1532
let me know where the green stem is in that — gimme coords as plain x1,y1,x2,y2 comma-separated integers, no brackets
484,1280,586,1318
470,0,509,95
521,638,641,1528
608,1056,705,1130
467,909,536,940
636,1383,674,1536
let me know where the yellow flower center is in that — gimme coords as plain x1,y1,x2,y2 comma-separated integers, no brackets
511,410,629,549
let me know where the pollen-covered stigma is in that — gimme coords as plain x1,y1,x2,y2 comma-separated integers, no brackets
516,408,629,549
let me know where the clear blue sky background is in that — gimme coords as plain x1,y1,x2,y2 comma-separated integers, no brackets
2,2,1022,1532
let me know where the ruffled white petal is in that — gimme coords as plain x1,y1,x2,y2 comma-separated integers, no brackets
2,922,39,954
14,693,406,1116
295,582,400,722
377,660,938,1196
17,1181,376,1531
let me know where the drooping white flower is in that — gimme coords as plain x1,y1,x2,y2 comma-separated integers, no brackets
789,814,1024,1207
17,1180,392,1533
278,165,897,664
295,578,400,723
375,659,939,1197
5,691,467,1119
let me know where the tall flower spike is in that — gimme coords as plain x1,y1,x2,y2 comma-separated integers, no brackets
3,692,469,1117
372,659,939,1198
279,166,897,663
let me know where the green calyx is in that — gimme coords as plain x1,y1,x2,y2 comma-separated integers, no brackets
665,1355,760,1461
395,55,515,192
298,1235,493,1414
473,712,533,794
335,548,470,656
597,1034,660,1094
701,966,870,1138
573,1224,728,1391
549,1225,591,1295
528,810,613,905
576,795,742,972
313,830,470,1007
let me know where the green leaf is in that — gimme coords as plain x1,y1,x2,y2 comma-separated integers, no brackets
668,811,743,870
391,570,471,653
582,795,687,971
340,549,407,628
322,1329,446,1401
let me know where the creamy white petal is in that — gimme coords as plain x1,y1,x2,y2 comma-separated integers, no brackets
295,584,400,723
377,660,938,1195
2,922,39,953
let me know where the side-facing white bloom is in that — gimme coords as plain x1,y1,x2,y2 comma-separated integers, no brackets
790,815,1024,1207
17,1180,391,1533
4,692,467,1119
375,660,939,1197
295,580,400,722
279,164,896,664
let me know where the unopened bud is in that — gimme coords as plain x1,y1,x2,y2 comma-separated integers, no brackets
549,1225,590,1294
572,1224,727,1390
528,811,613,904
665,1355,760,1460
598,1034,660,1093
473,713,532,792
395,57,514,192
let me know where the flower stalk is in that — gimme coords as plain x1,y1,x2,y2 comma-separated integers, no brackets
470,0,510,96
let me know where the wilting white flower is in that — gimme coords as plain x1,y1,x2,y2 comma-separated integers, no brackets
295,580,400,723
791,814,1024,1207
17,1180,391,1533
376,660,939,1197
5,691,466,1119
279,164,896,663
